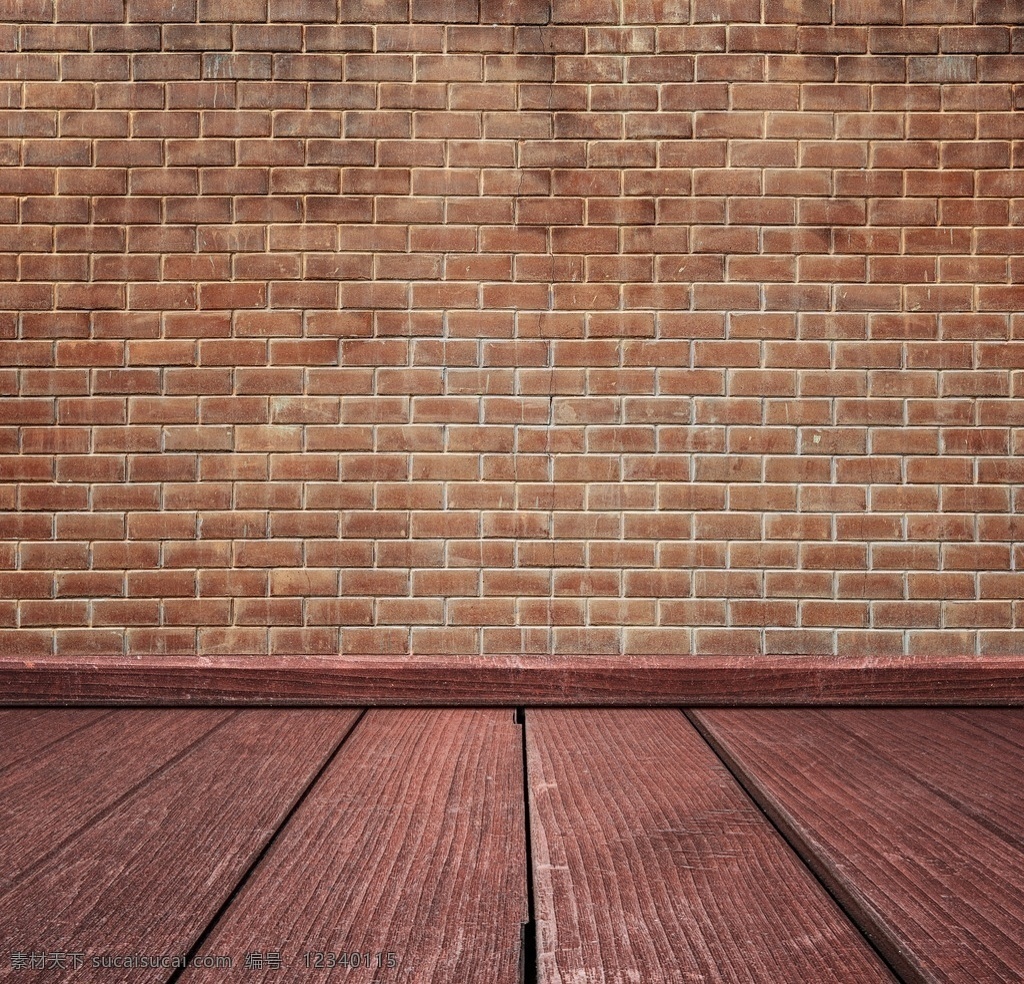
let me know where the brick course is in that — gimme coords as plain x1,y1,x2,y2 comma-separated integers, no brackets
1,1,1023,658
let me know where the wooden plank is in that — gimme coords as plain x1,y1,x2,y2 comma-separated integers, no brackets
810,709,1024,848
0,653,1022,705
691,709,1024,984
526,708,896,983
179,709,528,984
0,709,359,983
0,708,231,889
0,708,108,774
950,708,1024,749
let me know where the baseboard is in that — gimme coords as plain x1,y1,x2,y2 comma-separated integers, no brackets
1,654,1021,706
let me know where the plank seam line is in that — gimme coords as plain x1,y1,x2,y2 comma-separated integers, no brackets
950,709,1024,751
1,710,239,896
517,707,538,984
680,709,912,984
0,708,114,782
824,713,1024,860
166,708,367,984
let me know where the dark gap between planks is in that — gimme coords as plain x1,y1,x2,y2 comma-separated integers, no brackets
517,707,538,984
682,707,909,984
166,710,367,984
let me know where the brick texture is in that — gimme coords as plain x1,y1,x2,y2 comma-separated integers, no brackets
1,2,1023,658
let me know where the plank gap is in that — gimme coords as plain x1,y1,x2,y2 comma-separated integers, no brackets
812,710,1024,860
518,708,538,984
689,709,1024,982
0,708,111,780
178,709,528,982
165,708,367,984
682,708,910,984
527,708,895,982
3,709,236,894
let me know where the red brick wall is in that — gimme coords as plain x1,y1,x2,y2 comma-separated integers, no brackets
1,0,1023,660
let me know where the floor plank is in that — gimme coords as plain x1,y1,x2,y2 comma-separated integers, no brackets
179,708,528,984
0,709,359,983
815,709,1024,850
0,708,231,889
0,708,109,775
526,708,896,984
691,708,1024,984
950,708,1024,750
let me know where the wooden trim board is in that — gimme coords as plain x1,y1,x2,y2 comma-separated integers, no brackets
1,654,1022,705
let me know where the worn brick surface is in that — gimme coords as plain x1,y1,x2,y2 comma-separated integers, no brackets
1,3,1023,658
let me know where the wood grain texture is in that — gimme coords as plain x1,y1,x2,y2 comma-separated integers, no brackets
526,708,896,984
0,708,108,774
1,654,1022,705
0,708,230,889
691,709,1024,984
0,709,359,983
950,708,1024,749
180,709,528,984
809,709,1024,849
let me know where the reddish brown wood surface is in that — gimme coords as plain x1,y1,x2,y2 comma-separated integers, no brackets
1,654,1021,705
526,708,896,983
950,708,1024,748
180,709,528,984
0,709,359,983
0,708,108,773
691,708,1024,984
0,709,230,889
1,706,1020,983
807,709,1024,847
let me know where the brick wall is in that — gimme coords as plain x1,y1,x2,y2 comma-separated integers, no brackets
1,0,1023,660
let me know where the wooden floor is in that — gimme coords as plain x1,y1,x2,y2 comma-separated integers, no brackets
1,708,1021,983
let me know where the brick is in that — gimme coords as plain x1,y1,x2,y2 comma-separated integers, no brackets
692,0,758,21
409,0,476,20
765,0,830,22
976,0,1019,23
694,628,762,656
481,0,549,22
336,0,407,20
197,0,266,19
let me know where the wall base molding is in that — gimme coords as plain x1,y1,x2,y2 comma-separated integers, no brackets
0,655,1021,706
